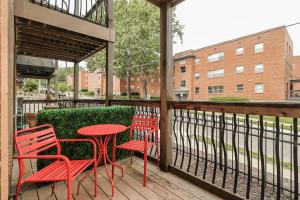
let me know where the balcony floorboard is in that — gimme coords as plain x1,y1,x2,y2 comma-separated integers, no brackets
11,157,221,200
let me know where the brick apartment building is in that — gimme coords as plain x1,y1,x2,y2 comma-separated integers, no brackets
173,26,295,101
67,70,125,96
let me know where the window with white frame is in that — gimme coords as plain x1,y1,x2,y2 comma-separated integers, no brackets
130,85,135,89
195,57,200,64
194,72,200,80
195,87,200,94
255,83,264,93
180,66,186,74
236,84,244,92
255,63,264,73
236,66,245,74
255,43,264,53
236,47,244,55
208,86,224,94
180,80,186,87
208,69,224,78
207,52,224,62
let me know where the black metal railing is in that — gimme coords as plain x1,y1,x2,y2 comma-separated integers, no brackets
18,99,299,199
31,0,108,27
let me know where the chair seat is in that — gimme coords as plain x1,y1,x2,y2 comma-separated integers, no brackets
24,160,93,182
117,140,155,152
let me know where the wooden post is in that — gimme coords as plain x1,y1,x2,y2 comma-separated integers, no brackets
159,1,173,171
54,60,59,99
1,0,15,198
74,62,79,100
105,0,114,106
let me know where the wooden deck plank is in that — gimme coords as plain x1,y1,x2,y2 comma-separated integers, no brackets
71,175,93,200
98,164,147,200
129,160,200,200
78,172,110,200
134,158,220,200
112,161,163,200
90,169,128,200
119,160,182,200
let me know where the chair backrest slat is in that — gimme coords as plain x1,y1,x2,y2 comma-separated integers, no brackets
15,124,59,157
131,115,158,131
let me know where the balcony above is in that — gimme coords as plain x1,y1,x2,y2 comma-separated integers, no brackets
14,0,115,62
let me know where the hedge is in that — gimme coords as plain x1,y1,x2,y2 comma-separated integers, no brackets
36,106,135,170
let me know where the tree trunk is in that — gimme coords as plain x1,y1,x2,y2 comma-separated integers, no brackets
127,71,131,99
143,79,148,100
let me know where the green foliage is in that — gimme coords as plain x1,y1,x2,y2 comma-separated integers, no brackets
36,106,135,170
58,82,68,93
86,0,184,79
209,96,249,102
86,91,95,96
57,66,73,82
23,79,38,92
81,88,88,92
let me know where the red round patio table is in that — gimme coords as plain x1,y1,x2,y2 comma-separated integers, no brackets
77,124,128,196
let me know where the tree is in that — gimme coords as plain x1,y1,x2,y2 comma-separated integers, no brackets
23,79,38,92
86,0,184,99
58,82,68,93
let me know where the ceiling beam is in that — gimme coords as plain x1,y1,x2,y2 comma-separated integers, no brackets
170,0,185,7
147,0,185,7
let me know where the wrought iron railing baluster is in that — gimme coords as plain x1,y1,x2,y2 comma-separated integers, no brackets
211,112,217,184
293,118,299,200
245,114,251,199
202,111,207,179
275,117,281,199
259,115,265,200
232,113,239,194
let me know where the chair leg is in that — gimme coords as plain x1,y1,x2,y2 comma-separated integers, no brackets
51,183,55,196
14,178,22,200
143,150,147,186
67,178,72,200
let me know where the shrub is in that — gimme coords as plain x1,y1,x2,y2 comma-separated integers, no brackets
81,88,88,92
131,92,140,96
86,91,95,96
209,96,249,102
36,106,135,170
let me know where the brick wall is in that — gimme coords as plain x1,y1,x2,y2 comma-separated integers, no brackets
174,26,292,101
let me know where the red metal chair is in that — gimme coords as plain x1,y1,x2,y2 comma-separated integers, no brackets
116,114,159,186
13,124,97,200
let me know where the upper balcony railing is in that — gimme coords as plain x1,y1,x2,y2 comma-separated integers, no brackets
31,0,108,27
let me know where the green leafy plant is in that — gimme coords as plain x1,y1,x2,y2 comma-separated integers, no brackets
36,106,135,170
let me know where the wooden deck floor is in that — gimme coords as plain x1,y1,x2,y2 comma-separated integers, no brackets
10,157,221,200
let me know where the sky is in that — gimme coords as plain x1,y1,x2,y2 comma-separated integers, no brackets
173,0,300,55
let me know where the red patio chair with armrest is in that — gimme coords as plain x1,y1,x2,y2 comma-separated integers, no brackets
13,124,97,200
116,114,159,186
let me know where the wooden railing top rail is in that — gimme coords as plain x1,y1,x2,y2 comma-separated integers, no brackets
21,99,300,117
168,101,300,117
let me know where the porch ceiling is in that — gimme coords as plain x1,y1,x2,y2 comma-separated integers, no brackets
15,17,107,62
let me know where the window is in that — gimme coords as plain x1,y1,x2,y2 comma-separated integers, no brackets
236,66,244,74
236,84,244,92
208,52,224,62
255,63,264,73
255,43,264,53
255,83,264,93
180,66,186,74
194,72,200,80
195,87,200,94
180,80,186,87
130,77,135,81
195,57,200,64
208,69,224,78
130,85,135,89
208,86,224,94
151,79,154,83
236,47,244,55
